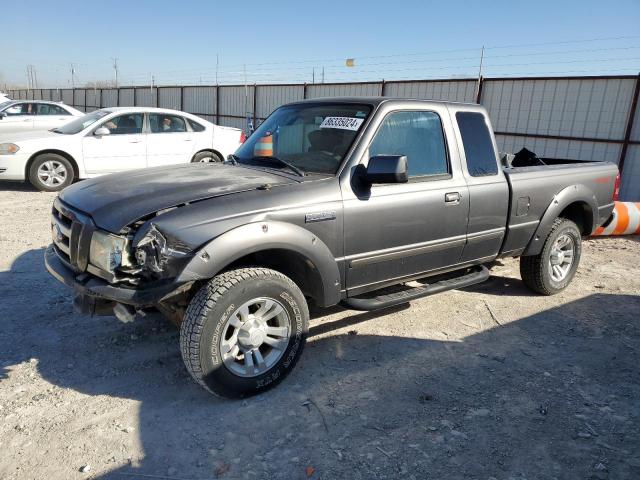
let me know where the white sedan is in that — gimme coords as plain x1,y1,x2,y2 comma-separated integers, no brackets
0,107,244,191
0,100,83,135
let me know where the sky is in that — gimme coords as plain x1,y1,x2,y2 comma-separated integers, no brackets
2,0,639,88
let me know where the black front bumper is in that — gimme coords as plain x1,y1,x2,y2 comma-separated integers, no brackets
44,244,182,307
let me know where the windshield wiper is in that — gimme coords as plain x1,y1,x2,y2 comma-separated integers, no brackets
251,156,305,177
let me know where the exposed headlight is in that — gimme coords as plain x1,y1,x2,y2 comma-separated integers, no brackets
89,230,130,273
134,224,191,277
0,143,20,155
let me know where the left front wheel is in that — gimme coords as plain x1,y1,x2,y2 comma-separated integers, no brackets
28,153,74,192
180,268,309,398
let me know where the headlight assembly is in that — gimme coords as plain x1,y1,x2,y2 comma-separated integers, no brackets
89,230,130,273
0,143,20,155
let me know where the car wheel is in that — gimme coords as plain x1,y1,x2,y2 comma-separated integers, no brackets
180,267,309,398
191,151,222,163
28,153,74,192
520,218,582,295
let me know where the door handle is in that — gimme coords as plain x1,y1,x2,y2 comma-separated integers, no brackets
129,139,142,143
445,192,461,203
23,119,31,122
183,138,193,142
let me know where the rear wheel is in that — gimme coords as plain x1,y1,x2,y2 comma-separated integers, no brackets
180,267,309,398
191,151,222,163
520,218,582,295
28,153,74,192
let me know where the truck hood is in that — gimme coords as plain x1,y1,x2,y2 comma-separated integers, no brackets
59,163,297,232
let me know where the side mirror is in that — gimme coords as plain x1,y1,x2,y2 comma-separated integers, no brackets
94,126,111,136
0,112,6,120
365,155,408,184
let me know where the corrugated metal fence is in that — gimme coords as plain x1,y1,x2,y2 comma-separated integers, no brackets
9,74,640,200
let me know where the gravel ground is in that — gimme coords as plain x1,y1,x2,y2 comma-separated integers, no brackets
1,183,639,480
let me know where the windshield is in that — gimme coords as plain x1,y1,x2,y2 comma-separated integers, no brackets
0,101,13,111
234,103,372,175
54,110,110,134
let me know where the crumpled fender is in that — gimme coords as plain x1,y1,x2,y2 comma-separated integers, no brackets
176,221,341,306
523,184,598,256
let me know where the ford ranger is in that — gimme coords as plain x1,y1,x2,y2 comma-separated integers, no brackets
44,98,618,398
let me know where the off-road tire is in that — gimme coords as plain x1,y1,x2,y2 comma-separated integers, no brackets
520,218,582,295
191,151,222,163
28,153,75,192
180,267,309,398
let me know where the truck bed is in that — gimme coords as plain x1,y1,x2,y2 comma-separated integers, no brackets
500,159,618,256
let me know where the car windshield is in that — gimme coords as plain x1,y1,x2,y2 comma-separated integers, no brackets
234,103,372,175
0,101,13,110
53,110,110,134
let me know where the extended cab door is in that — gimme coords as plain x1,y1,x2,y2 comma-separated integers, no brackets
146,113,195,166
82,112,146,174
342,104,470,295
449,107,509,262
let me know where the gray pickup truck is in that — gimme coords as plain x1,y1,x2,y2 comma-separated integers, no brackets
45,97,618,398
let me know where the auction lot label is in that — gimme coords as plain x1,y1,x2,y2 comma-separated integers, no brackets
319,116,364,131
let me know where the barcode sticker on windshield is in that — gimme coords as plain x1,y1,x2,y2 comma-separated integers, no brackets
319,116,364,131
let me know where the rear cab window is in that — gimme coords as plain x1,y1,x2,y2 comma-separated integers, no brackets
455,112,498,177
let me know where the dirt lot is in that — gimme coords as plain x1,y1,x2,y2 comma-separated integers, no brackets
1,183,639,480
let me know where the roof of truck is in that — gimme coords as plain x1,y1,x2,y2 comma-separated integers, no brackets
288,96,480,107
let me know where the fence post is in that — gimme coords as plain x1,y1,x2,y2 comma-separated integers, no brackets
252,83,257,129
475,76,484,104
618,73,640,183
133,87,137,107
155,86,160,108
215,85,220,125
303,82,307,99
180,86,184,111
380,79,386,96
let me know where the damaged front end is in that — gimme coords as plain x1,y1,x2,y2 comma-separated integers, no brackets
46,202,197,324
132,224,193,280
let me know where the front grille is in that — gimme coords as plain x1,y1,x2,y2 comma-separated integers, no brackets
51,198,95,272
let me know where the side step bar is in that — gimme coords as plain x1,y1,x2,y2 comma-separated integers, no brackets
340,266,490,312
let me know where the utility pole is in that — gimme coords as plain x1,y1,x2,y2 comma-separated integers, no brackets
215,53,219,85
322,66,325,84
312,67,315,84
111,57,119,88
70,63,76,89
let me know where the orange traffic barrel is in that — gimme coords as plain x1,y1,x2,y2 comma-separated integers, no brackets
593,201,640,236
254,134,273,156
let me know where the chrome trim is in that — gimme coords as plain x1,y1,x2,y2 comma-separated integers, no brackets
508,219,540,230
466,227,505,244
345,234,467,268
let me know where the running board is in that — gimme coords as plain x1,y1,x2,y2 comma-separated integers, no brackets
340,266,490,311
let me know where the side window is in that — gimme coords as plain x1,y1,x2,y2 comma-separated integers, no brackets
149,114,187,133
5,103,32,116
369,110,449,178
37,104,69,115
102,113,143,135
455,112,498,176
187,118,206,132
